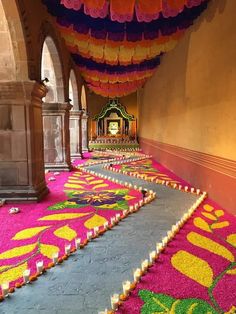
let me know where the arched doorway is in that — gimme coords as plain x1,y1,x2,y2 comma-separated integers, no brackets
41,36,72,171
69,69,82,158
81,85,89,152
0,0,48,201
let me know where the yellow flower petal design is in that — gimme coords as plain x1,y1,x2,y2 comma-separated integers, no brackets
12,226,50,240
202,213,217,221
90,180,104,185
68,177,85,184
0,244,36,260
92,184,109,189
86,176,95,181
171,250,213,287
227,234,236,248
0,263,27,285
203,204,214,212
211,221,229,229
64,183,84,189
84,214,107,229
187,232,234,262
215,210,224,217
193,217,212,233
226,267,236,275
54,225,77,241
39,213,91,221
40,244,59,259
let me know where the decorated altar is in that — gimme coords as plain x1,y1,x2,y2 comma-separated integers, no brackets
89,99,139,150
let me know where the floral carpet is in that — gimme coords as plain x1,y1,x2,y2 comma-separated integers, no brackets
0,168,143,291
110,158,192,188
116,198,236,314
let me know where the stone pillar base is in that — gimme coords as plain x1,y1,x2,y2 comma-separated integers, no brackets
0,182,49,203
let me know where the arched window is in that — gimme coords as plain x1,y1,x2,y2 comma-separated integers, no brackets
0,0,28,81
69,70,79,110
81,85,87,111
41,36,64,102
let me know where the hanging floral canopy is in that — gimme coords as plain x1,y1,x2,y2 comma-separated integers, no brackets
42,0,209,98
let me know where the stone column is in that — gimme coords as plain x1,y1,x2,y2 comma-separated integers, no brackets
42,102,72,171
81,112,89,152
70,110,82,158
0,81,49,202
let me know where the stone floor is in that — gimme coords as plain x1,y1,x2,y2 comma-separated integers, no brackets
0,164,197,314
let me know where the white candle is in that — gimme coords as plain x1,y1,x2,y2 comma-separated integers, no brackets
52,252,59,264
129,205,134,212
149,251,157,264
116,213,121,221
122,281,131,296
141,259,149,272
94,226,99,235
87,231,93,240
36,260,44,273
75,238,81,249
23,269,30,283
111,294,119,310
65,244,71,255
179,185,182,190
103,222,109,230
110,217,116,225
139,200,144,206
133,268,141,282
191,187,195,193
184,186,189,192
1,282,9,297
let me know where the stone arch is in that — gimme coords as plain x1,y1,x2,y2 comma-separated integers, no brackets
41,36,65,102
69,69,79,110
0,0,28,81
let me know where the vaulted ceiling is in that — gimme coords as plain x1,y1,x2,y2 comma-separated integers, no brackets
42,0,209,98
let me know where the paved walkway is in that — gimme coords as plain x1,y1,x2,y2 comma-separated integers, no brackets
0,164,197,314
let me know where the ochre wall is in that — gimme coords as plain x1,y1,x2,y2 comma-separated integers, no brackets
139,0,236,212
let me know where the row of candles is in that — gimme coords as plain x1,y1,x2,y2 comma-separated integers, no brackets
99,191,208,313
105,163,202,196
78,154,151,170
0,181,156,300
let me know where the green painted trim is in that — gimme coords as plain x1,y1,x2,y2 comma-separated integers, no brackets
93,99,134,121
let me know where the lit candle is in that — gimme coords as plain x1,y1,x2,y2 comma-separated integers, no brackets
122,281,131,296
110,217,116,225
134,204,139,210
94,226,99,236
139,200,144,206
133,268,141,282
115,213,121,221
179,185,182,190
149,251,157,264
111,294,119,310
1,282,9,297
129,205,134,212
23,269,30,283
191,187,195,193
103,222,109,230
184,186,189,192
65,244,71,255
52,252,59,264
87,231,93,240
141,259,149,273
75,238,81,249
36,260,44,274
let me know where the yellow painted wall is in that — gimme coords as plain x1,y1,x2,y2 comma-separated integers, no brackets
139,0,236,161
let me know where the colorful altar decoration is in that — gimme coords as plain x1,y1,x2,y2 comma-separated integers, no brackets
89,99,139,150
42,0,209,97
